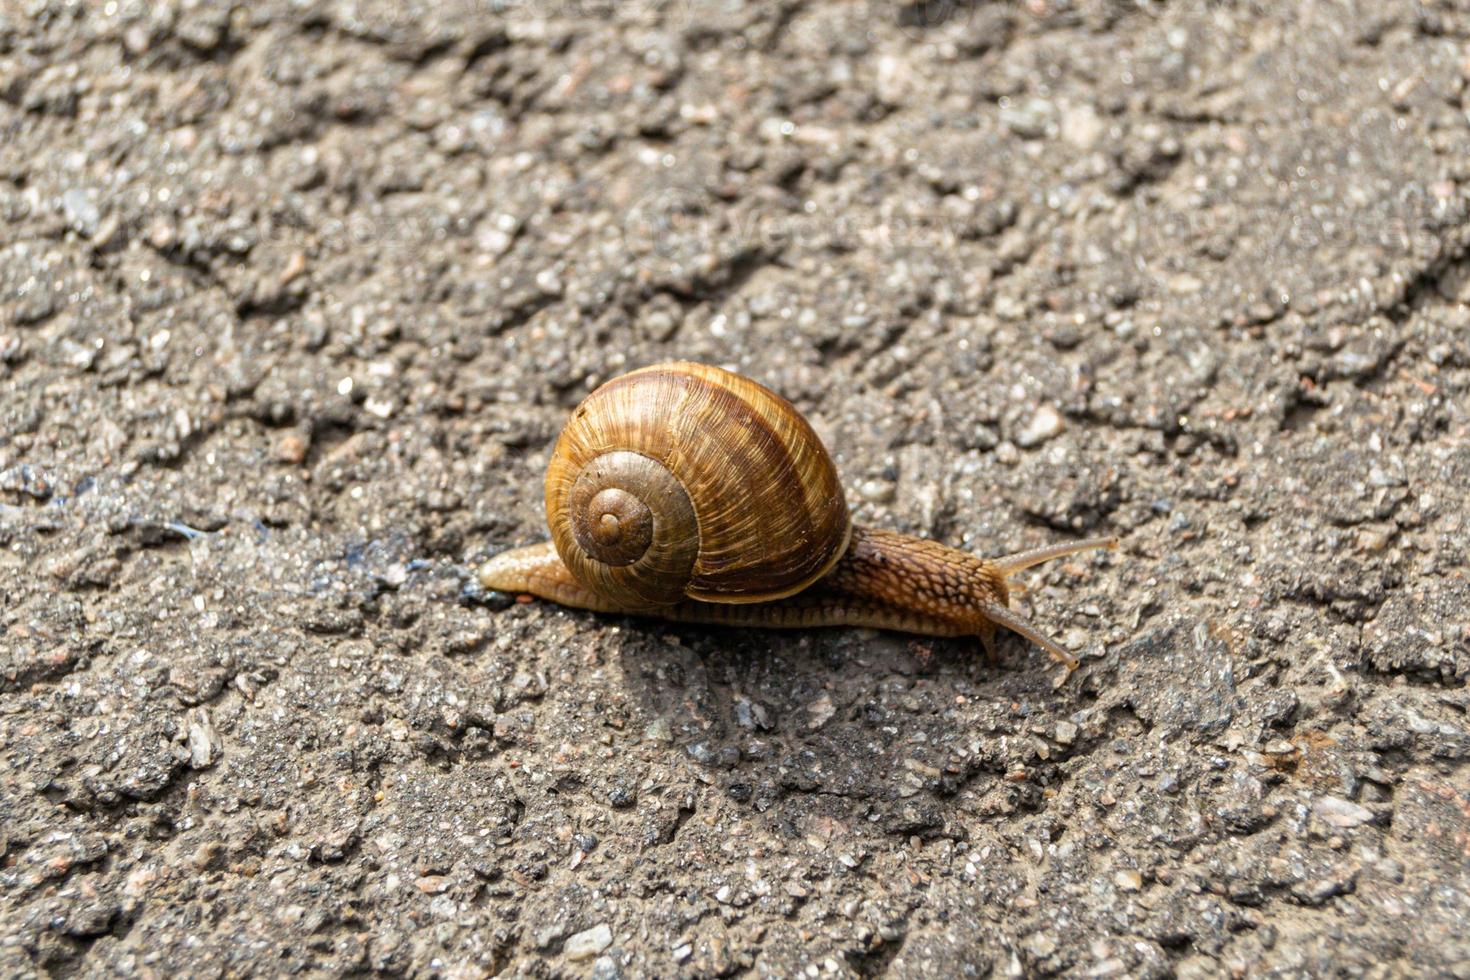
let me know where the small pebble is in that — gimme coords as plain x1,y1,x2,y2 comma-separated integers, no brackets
186,710,220,769
1015,405,1064,448
643,717,673,743
61,188,101,236
857,478,896,504
564,923,613,961
1060,104,1103,148
806,695,836,730
1025,931,1058,958
0,464,52,500
1001,98,1054,139
1314,796,1374,828
994,294,1027,320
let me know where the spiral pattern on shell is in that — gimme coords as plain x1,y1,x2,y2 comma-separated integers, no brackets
545,362,852,608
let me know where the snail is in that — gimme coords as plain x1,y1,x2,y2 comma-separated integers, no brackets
479,362,1117,673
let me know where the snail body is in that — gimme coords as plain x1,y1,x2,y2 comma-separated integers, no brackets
480,362,1116,672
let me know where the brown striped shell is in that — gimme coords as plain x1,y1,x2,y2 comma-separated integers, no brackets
544,362,852,609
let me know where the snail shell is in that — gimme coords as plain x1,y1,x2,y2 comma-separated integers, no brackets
545,362,851,609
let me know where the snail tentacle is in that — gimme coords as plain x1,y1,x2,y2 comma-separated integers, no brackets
975,601,1080,672
990,536,1120,577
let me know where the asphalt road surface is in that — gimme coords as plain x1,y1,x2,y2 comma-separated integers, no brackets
2,2,1468,976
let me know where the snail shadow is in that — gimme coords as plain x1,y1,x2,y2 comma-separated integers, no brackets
607,616,1078,838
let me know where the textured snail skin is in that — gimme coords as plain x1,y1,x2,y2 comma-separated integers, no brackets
479,527,1118,671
